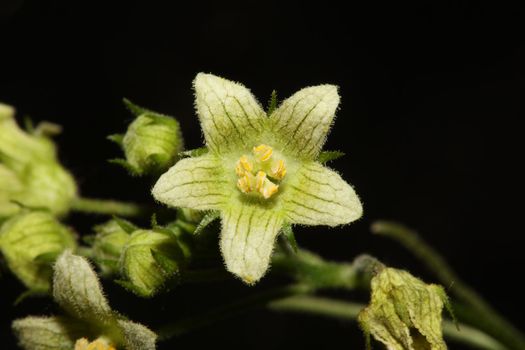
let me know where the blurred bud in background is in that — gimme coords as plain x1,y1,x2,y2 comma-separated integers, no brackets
0,102,77,220
0,211,76,292
90,219,131,276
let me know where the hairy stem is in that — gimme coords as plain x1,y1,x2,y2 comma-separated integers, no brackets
371,220,525,350
269,296,507,350
70,197,149,217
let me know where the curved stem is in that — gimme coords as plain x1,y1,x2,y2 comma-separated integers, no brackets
269,296,507,350
70,197,149,217
371,220,525,350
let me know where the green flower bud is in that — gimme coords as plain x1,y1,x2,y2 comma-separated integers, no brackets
0,211,76,291
91,220,131,276
111,99,183,176
358,267,448,350
0,102,77,219
118,230,185,297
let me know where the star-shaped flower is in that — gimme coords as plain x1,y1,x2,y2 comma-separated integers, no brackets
153,73,362,284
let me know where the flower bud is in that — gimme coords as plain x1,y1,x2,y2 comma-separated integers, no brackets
0,211,76,291
358,267,448,350
111,99,183,176
91,220,131,276
0,102,77,219
118,229,185,297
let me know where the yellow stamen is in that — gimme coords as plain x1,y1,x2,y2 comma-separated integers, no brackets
235,145,285,199
255,171,267,191
261,182,279,199
235,155,253,176
270,159,286,180
75,338,116,350
237,172,254,193
253,144,273,162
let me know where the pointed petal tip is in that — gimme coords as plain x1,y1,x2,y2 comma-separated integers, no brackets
193,72,229,87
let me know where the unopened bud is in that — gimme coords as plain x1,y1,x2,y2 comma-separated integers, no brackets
119,230,185,297
111,99,183,176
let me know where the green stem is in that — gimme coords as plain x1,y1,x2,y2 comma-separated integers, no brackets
156,284,312,341
70,197,149,217
272,248,381,290
269,296,507,350
371,220,525,350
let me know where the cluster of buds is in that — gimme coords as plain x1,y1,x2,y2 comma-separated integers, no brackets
90,219,187,297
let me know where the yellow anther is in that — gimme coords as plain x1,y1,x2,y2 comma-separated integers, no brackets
261,182,279,199
235,145,284,199
270,159,286,180
75,338,116,350
253,144,273,162
235,155,253,176
237,172,254,193
255,171,267,191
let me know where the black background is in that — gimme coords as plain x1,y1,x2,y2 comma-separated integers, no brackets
1,1,523,349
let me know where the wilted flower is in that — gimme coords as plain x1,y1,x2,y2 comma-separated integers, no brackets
153,73,362,284
358,267,448,350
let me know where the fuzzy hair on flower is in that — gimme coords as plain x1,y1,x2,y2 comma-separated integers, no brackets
152,73,362,284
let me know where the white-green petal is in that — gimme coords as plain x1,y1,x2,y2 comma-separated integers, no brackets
270,85,339,159
152,154,227,211
283,162,362,226
117,319,157,350
12,316,83,350
53,251,113,323
194,73,266,153
220,205,283,284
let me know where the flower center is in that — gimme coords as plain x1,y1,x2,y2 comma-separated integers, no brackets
75,338,116,350
235,144,286,199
